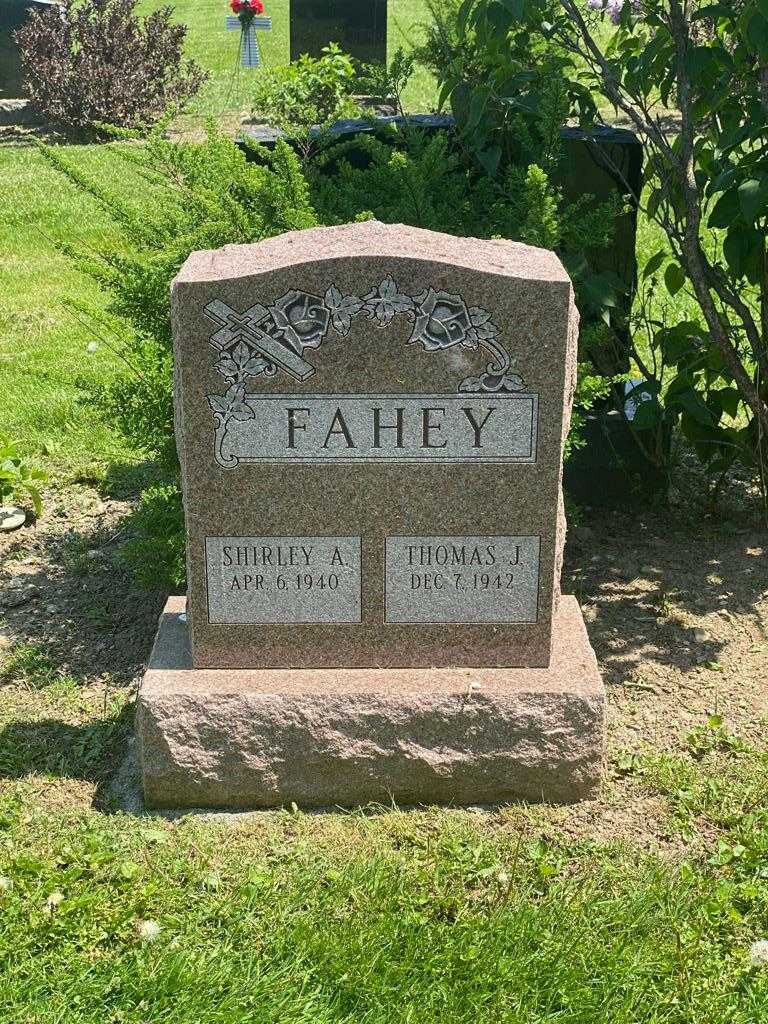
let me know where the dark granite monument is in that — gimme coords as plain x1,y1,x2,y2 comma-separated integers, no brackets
290,0,387,64
0,0,61,99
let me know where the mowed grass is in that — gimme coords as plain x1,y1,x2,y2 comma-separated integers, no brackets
0,752,768,1022
0,636,767,1022
4,14,768,1020
0,145,140,474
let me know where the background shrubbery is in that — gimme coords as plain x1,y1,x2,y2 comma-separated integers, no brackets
41,5,627,591
15,0,207,135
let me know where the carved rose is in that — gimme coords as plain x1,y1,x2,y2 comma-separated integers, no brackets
409,289,472,351
270,290,330,353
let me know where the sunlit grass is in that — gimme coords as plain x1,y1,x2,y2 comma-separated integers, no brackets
0,146,136,474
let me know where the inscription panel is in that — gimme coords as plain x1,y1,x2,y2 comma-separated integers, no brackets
218,394,539,465
206,536,361,624
385,536,541,624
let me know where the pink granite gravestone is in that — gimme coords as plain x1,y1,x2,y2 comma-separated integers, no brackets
136,221,604,809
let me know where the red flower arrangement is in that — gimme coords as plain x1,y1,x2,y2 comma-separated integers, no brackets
230,0,264,16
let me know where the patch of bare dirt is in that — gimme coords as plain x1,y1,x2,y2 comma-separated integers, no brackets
0,483,165,686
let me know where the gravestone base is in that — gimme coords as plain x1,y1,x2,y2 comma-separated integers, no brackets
137,596,604,810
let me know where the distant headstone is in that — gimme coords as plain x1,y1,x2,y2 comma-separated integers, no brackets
290,0,387,64
0,0,62,99
137,221,604,810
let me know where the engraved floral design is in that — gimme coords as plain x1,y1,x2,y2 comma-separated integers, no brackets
362,276,414,327
269,290,330,352
215,340,271,382
324,285,363,335
203,277,529,467
459,369,525,393
206,383,257,470
207,382,254,422
409,289,472,350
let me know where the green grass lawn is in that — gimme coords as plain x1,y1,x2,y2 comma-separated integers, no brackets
1,663,768,1023
0,145,137,475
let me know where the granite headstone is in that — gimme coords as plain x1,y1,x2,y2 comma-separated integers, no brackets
290,0,387,64
136,221,604,809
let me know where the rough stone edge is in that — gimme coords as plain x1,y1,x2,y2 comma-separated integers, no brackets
136,596,605,811
554,290,581,614
173,221,573,288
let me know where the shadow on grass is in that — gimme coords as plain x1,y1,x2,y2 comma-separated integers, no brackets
562,492,768,686
0,701,136,810
1,467,168,689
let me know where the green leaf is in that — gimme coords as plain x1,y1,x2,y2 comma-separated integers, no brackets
632,400,663,431
708,188,740,229
465,86,490,133
746,13,768,59
738,178,768,222
711,388,741,419
685,46,715,82
642,249,667,279
664,263,686,296
723,225,763,281
26,486,42,519
477,145,502,177
692,3,734,20
646,189,662,219
580,271,627,312
497,0,524,19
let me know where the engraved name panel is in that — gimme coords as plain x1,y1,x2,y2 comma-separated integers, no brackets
217,394,538,465
206,536,362,624
385,536,541,624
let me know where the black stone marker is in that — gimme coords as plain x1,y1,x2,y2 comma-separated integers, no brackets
1,0,63,99
290,0,387,64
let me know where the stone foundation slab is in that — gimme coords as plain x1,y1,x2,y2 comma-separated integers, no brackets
136,596,604,809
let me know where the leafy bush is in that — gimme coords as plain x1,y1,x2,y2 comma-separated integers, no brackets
44,125,318,472
0,436,46,517
252,43,359,152
461,0,768,493
47,43,620,588
120,483,185,591
15,0,206,134
43,125,318,586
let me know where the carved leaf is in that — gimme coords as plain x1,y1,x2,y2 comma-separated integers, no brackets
362,277,414,327
378,276,414,314
459,373,525,393
207,395,229,416
469,307,492,327
325,285,363,336
207,383,255,422
217,340,269,381
229,404,256,422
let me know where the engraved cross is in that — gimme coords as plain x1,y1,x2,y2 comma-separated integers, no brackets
204,299,315,382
